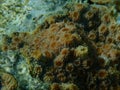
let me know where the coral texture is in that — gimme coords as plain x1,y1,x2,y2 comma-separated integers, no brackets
0,1,120,90
0,70,18,90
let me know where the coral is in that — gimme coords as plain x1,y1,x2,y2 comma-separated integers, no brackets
0,1,120,90
54,55,64,68
90,0,112,4
0,71,18,90
31,50,42,60
87,31,96,40
66,63,74,72
98,23,108,35
50,83,61,90
43,72,54,83
115,32,120,42
50,83,79,90
69,11,80,21
97,69,108,79
74,45,88,58
61,83,79,90
114,0,120,12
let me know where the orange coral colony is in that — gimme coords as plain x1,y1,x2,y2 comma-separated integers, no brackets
1,2,120,90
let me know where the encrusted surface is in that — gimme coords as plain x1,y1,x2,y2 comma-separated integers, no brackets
0,0,120,90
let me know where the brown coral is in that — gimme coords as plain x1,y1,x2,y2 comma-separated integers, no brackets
1,2,120,90
90,0,112,4
98,24,108,35
54,55,64,68
0,72,18,90
50,83,61,90
98,69,108,79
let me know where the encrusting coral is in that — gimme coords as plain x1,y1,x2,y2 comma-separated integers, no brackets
90,0,112,4
0,70,18,90
1,2,120,90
